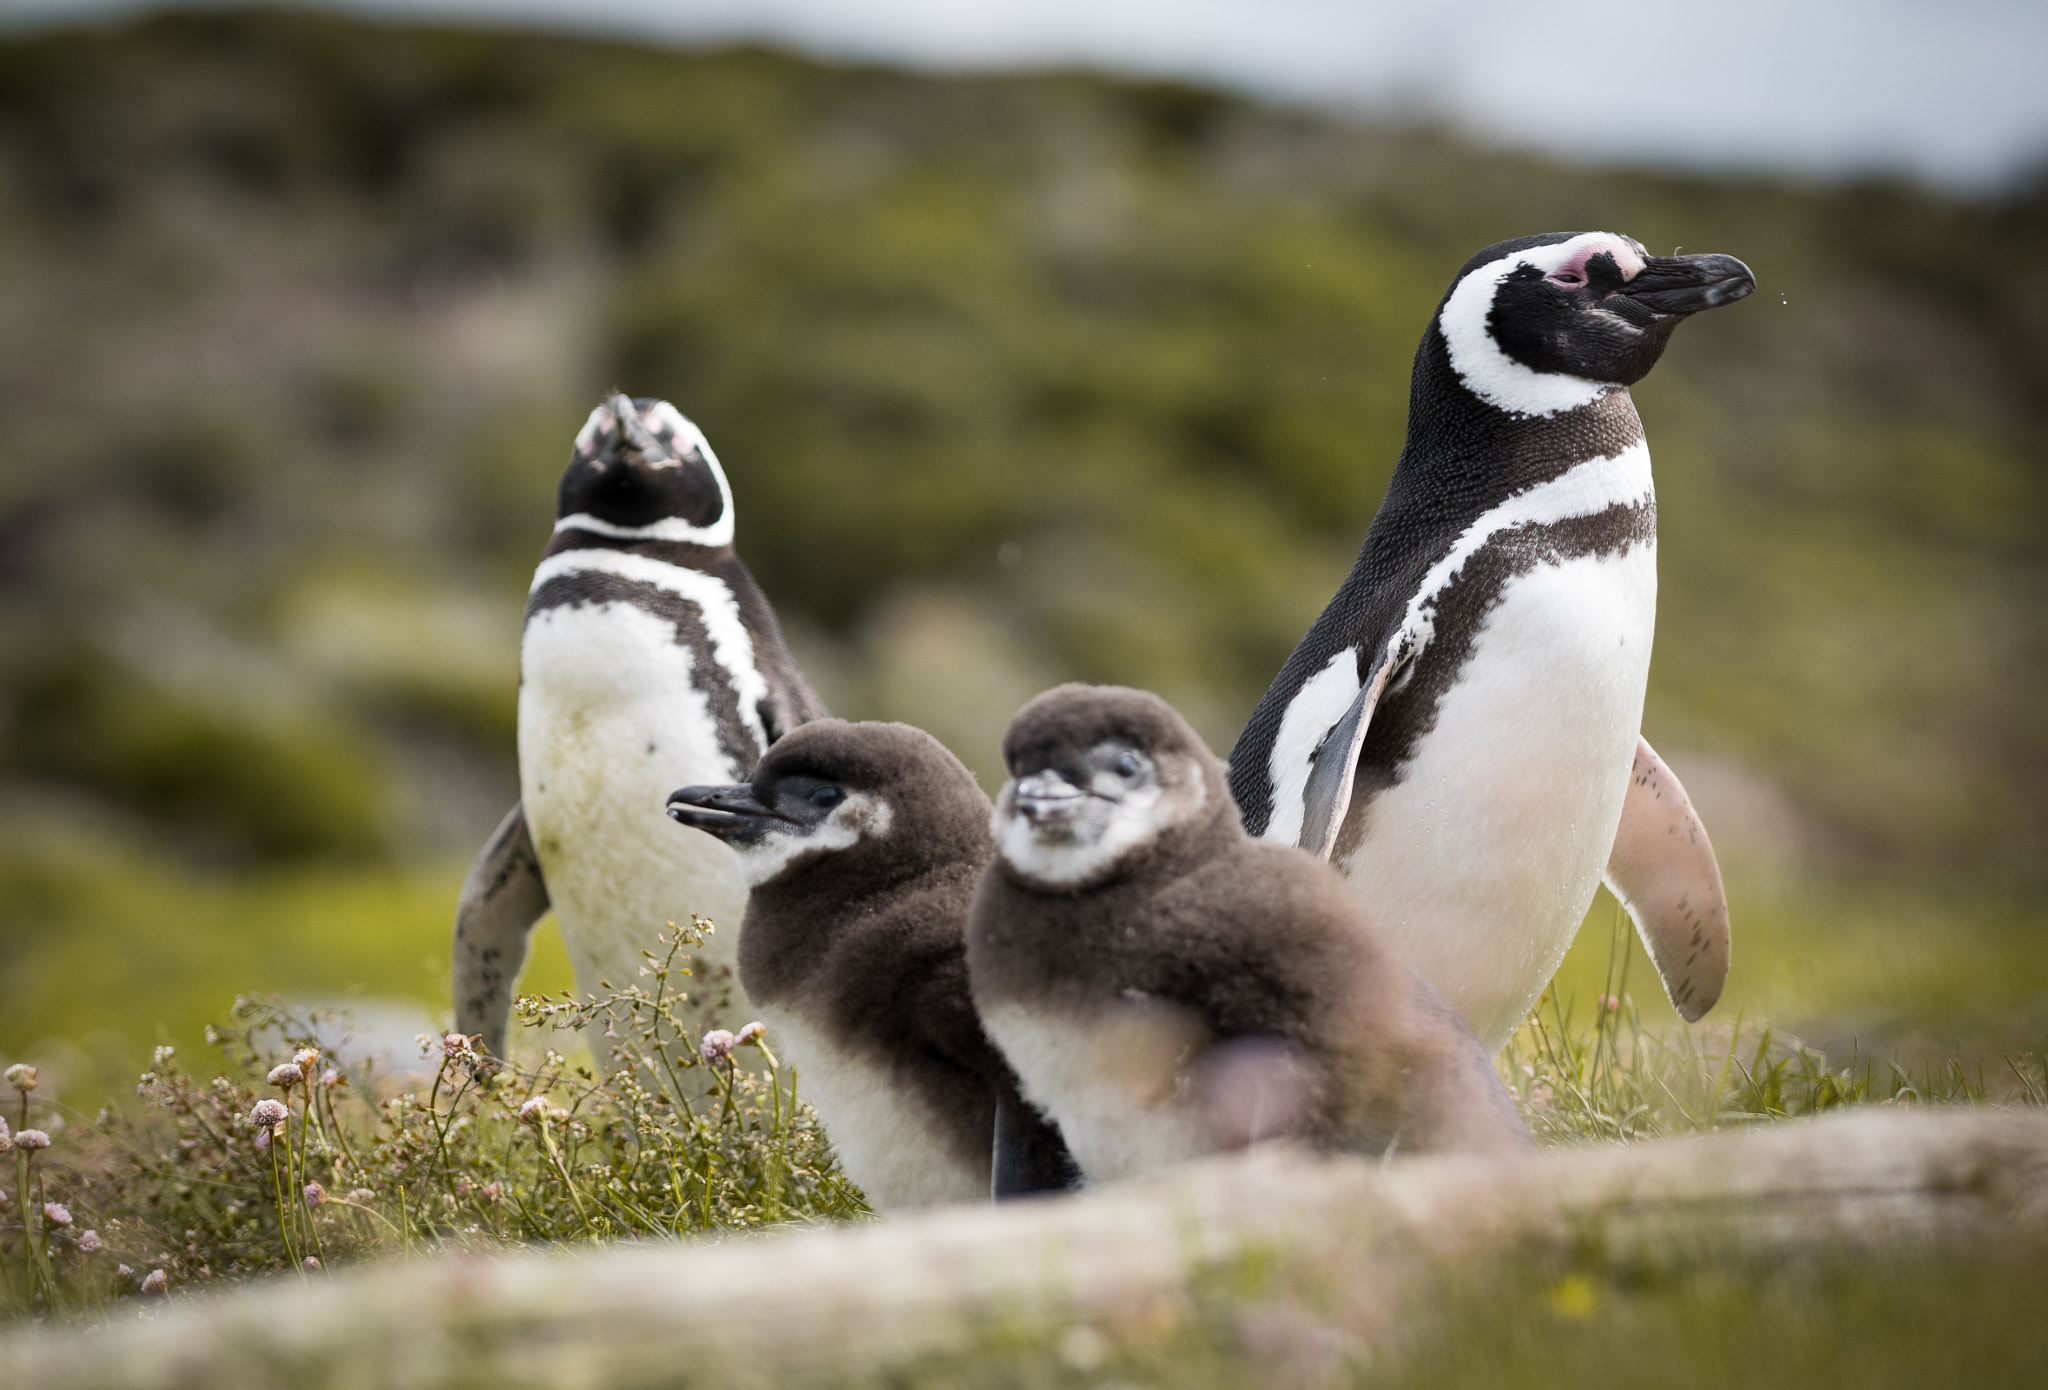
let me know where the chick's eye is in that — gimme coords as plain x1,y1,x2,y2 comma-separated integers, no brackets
809,785,844,809
1113,752,1142,778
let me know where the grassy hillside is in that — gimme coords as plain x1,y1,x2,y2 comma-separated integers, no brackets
0,8,2042,1075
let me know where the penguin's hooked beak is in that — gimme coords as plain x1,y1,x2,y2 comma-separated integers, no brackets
1011,770,1087,833
666,784,781,843
1615,253,1756,317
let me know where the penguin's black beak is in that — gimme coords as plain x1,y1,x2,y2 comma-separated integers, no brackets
1011,770,1087,831
666,784,781,842
1616,253,1756,317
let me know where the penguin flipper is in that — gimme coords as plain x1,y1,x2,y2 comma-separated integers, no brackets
1603,737,1731,1022
452,802,552,1061
1297,652,1397,860
992,1095,1084,1200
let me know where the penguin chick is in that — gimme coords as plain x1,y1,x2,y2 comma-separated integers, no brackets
1229,233,1751,1048
666,720,1077,1211
969,684,1530,1184
452,394,826,1061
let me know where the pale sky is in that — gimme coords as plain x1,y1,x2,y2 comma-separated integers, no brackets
6,0,2045,189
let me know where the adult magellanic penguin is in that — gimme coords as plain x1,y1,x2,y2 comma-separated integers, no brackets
452,395,827,1059
969,684,1529,1183
665,719,1078,1208
1229,233,1749,1052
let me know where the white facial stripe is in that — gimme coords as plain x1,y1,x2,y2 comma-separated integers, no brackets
530,548,771,756
563,399,737,548
1257,441,1654,848
993,771,1194,887
1438,232,1642,418
730,793,892,889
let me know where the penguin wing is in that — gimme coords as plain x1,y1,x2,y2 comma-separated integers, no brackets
452,802,552,1060
1297,647,1400,859
1603,737,1731,1022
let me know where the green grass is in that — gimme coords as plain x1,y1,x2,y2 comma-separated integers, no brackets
1552,877,2048,1048
1,920,867,1320
0,841,577,1105
3,894,2040,1390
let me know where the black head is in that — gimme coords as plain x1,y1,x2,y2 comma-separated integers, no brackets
666,719,991,890
994,684,1230,888
1437,232,1755,416
555,394,734,544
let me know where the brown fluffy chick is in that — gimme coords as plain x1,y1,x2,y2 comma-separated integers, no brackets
968,684,1530,1182
667,718,1076,1210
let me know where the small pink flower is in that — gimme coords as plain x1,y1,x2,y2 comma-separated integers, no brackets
321,1069,342,1088
250,1099,288,1127
735,1021,766,1046
303,1182,326,1208
347,1188,375,1205
79,1229,104,1253
303,1256,321,1271
116,1264,133,1280
1599,994,1620,1013
294,1047,321,1075
441,1033,473,1059
254,1129,271,1151
517,1096,550,1124
5,1063,37,1092
140,1268,167,1295
43,1201,71,1227
12,1128,49,1150
266,1063,302,1089
480,1182,503,1201
699,1029,737,1067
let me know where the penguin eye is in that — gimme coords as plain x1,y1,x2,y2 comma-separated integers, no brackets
1112,752,1143,779
1547,268,1586,288
808,785,844,810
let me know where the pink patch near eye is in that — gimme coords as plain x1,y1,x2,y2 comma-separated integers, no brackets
1546,236,1645,288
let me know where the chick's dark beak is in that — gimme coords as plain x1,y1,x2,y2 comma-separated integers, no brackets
666,784,779,841
1618,253,1756,316
1012,770,1085,830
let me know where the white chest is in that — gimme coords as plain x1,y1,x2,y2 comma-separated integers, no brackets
518,598,752,1000
978,1002,1214,1184
1340,539,1657,1050
763,1006,987,1211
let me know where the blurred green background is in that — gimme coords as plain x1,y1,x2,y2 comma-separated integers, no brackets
0,8,2042,1096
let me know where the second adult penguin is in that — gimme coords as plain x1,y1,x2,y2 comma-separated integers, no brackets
452,394,827,1060
969,684,1530,1183
666,719,1077,1209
